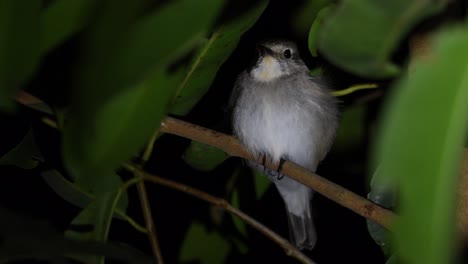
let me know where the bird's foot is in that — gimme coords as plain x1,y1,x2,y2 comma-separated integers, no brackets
276,158,287,180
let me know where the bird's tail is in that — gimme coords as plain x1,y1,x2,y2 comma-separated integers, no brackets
285,203,317,250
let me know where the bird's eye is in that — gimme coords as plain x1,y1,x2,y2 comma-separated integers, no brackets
283,49,292,59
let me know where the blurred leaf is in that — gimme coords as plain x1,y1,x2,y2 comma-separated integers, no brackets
39,0,99,54
253,170,271,199
333,105,365,153
385,254,397,264
170,0,268,115
366,166,395,257
291,0,334,37
183,141,229,171
63,0,224,183
41,170,128,217
0,206,152,264
0,128,41,169
318,0,448,78
42,169,91,208
309,67,323,77
231,189,247,237
374,26,468,264
0,0,41,110
308,4,336,57
65,191,123,264
180,222,230,264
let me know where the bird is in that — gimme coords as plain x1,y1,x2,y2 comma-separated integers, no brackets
231,39,339,250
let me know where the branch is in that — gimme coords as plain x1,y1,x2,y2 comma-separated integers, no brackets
14,90,395,228
160,117,396,230
134,169,164,263
123,163,315,264
136,130,165,264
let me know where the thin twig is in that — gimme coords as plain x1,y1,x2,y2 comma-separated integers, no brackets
331,83,379,97
136,132,165,263
123,163,315,264
134,169,164,264
160,117,396,230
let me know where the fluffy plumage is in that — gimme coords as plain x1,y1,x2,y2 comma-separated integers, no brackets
231,39,339,250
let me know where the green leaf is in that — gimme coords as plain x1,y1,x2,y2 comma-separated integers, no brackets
63,0,224,182
41,170,128,215
332,105,365,153
183,141,229,171
170,0,268,115
180,222,230,264
318,0,447,78
231,189,247,237
0,0,41,110
253,170,271,199
0,128,41,169
373,26,468,264
39,0,99,54
291,0,334,37
0,206,151,264
308,4,336,57
366,166,395,257
65,191,123,264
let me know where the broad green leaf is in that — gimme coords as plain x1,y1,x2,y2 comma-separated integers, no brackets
170,0,268,115
180,222,230,264
0,0,41,110
291,0,334,37
374,26,468,264
39,0,99,54
308,4,336,57
65,69,183,188
0,128,41,169
63,0,224,182
65,191,123,264
183,141,229,171
318,0,447,78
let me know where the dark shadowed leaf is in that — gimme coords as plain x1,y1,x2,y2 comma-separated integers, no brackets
0,0,41,110
39,0,99,54
308,4,336,57
291,0,334,37
0,128,41,169
332,105,365,153
374,26,468,264
366,166,395,257
253,170,271,199
41,169,128,217
170,0,268,115
0,206,151,263
231,190,247,235
65,191,124,264
318,0,448,78
180,222,230,264
63,0,224,183
183,141,229,171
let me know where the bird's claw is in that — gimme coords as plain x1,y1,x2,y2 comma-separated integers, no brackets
276,158,287,180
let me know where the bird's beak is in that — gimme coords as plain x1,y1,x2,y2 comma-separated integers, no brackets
256,44,273,58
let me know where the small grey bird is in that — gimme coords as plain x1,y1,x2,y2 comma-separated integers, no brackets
231,39,339,250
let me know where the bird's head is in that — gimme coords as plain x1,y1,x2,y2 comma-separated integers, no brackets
250,39,305,82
